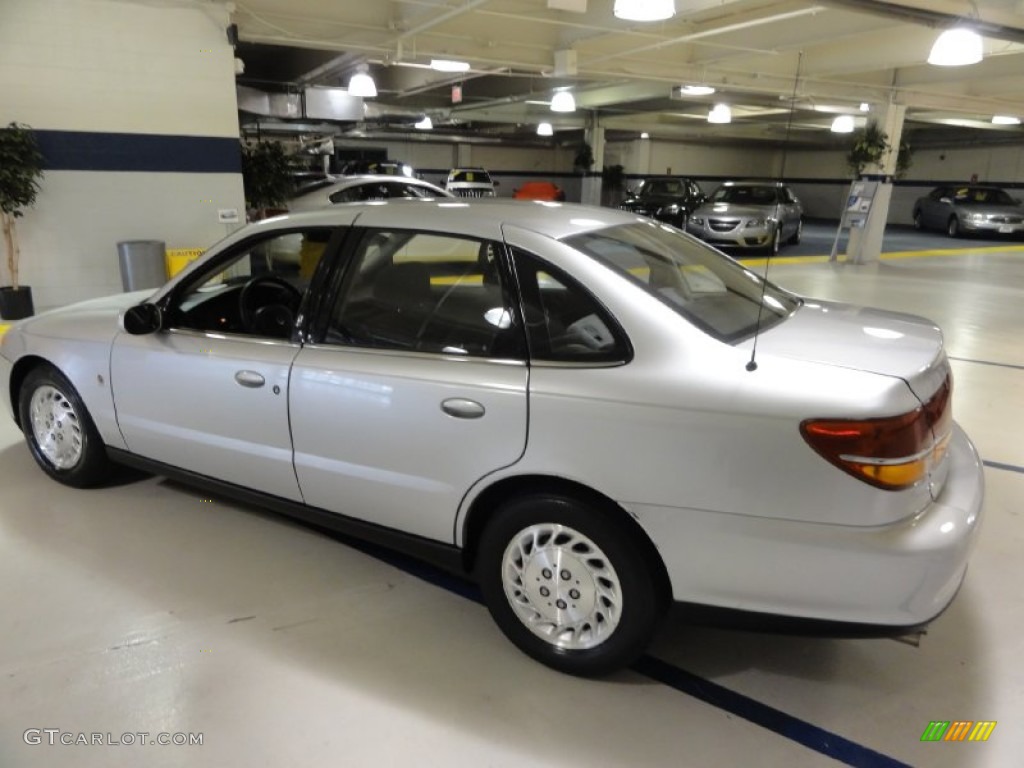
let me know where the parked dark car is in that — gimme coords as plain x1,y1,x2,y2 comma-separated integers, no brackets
619,177,706,228
912,185,1024,238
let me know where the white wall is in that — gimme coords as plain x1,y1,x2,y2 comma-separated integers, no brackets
0,0,244,309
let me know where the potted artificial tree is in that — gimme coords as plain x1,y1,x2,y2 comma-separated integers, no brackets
0,122,45,320
241,140,296,220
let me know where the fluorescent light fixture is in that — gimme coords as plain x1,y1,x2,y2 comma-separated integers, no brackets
414,116,433,130
678,84,716,96
860,102,870,112
707,103,731,124
550,90,576,112
347,71,377,98
537,122,554,136
928,28,983,66
992,115,1021,125
640,132,650,139
831,115,855,133
430,58,470,73
613,0,675,21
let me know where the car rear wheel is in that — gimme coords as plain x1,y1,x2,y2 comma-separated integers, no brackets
18,364,112,487
947,216,961,238
477,492,666,676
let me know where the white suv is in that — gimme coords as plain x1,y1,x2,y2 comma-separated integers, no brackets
445,167,497,198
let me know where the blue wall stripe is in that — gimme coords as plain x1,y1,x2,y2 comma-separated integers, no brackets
35,130,241,173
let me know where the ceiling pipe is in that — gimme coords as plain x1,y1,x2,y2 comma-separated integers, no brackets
819,0,1024,45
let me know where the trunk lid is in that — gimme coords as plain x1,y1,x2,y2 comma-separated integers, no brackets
753,300,952,499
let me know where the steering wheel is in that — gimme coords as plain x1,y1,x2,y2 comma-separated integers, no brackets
238,275,302,336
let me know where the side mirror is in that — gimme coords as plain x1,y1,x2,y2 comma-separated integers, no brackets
492,180,500,187
120,303,163,335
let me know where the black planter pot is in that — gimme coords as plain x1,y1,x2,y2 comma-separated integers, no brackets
0,286,35,320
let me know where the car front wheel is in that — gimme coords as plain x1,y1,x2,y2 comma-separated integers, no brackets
913,210,924,230
477,492,666,676
788,219,803,245
18,364,111,487
947,216,961,238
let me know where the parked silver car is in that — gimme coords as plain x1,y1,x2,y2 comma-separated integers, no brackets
0,201,983,676
687,181,803,254
912,185,1024,238
288,174,451,211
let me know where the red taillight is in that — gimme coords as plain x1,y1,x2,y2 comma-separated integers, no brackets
801,374,953,491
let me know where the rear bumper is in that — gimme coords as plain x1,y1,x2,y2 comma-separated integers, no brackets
627,423,984,627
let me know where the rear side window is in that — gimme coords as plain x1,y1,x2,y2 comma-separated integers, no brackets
510,248,629,364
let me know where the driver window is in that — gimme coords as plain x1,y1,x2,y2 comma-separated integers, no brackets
171,227,335,339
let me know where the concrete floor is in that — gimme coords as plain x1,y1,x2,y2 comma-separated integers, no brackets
2,242,1023,767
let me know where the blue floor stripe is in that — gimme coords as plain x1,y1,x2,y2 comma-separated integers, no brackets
633,655,912,768
948,356,1024,371
984,459,1024,475
335,533,911,767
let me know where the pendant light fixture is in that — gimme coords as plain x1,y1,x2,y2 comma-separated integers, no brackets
613,0,675,22
927,28,983,66
707,103,732,124
550,90,576,113
348,69,377,98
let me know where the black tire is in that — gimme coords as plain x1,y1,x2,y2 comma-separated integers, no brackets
947,216,961,238
18,364,112,487
477,492,667,676
913,210,924,231
766,225,781,256
788,219,803,245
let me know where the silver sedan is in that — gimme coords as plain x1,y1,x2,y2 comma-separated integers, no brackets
913,185,1024,238
687,181,803,254
0,200,983,676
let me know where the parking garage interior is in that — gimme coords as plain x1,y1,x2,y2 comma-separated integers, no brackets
2,1,1024,766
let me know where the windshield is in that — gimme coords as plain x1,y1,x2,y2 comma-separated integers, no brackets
450,170,492,184
564,221,800,342
953,188,1016,206
636,179,687,198
711,185,779,205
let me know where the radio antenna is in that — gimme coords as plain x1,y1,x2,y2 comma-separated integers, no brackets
747,51,802,373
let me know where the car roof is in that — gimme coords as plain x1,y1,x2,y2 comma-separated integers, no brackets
720,180,787,187
292,174,450,198
254,199,644,240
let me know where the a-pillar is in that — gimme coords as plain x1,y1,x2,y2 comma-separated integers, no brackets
580,113,605,206
847,103,906,264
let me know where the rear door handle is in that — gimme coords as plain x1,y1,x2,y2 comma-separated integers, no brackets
441,398,485,419
234,370,266,388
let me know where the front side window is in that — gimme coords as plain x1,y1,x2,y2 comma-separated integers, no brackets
325,230,524,358
564,220,800,342
170,228,335,339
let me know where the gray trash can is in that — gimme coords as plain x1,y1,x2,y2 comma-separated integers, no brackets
117,240,167,291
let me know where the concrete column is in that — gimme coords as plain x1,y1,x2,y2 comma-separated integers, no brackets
455,143,472,167
581,113,605,206
847,103,907,264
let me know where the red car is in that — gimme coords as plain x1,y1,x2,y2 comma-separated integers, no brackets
514,181,565,201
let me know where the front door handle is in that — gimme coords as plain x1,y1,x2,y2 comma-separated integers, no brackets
234,370,266,388
441,398,485,419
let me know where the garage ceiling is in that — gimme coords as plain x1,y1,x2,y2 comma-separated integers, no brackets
231,0,1024,149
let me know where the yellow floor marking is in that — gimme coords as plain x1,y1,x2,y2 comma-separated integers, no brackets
736,243,1024,268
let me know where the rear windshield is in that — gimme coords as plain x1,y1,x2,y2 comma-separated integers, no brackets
564,221,800,342
711,185,779,205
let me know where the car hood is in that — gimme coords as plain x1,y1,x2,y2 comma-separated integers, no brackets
13,290,154,341
751,299,947,401
696,203,774,218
